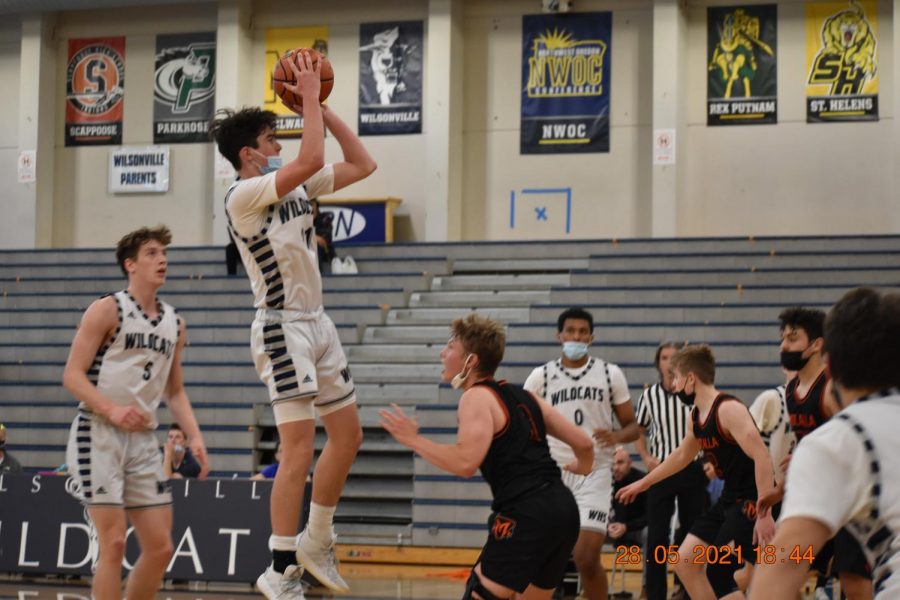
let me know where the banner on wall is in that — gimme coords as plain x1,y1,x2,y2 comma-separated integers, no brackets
109,146,170,193
806,1,878,122
264,27,329,138
153,32,216,144
65,37,125,146
358,21,423,136
521,12,611,154
707,5,777,126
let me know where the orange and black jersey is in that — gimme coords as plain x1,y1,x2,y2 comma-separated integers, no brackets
785,370,829,441
692,393,757,502
474,379,561,511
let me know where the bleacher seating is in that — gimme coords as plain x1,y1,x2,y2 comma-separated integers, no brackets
1,234,899,546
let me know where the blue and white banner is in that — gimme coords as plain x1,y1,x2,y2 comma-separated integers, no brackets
521,12,611,154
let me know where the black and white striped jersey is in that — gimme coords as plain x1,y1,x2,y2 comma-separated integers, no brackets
225,165,334,314
636,383,692,462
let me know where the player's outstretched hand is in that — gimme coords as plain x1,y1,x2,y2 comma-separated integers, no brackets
379,403,420,448
108,405,151,432
756,479,784,516
753,513,776,546
615,478,648,505
593,427,618,447
191,437,210,480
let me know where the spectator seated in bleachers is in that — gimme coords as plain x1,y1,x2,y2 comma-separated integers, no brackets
610,446,648,548
163,423,202,479
251,441,282,480
0,423,24,473
702,459,724,506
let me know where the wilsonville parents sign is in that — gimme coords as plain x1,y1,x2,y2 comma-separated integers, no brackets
109,146,170,193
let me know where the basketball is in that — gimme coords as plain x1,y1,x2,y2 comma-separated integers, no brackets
272,48,334,108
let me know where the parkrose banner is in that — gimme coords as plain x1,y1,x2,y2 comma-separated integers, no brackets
264,27,329,138
65,37,125,146
358,21,423,136
521,12,611,154
806,1,878,122
154,32,216,144
707,5,777,126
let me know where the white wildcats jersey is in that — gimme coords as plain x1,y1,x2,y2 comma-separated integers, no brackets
749,385,796,473
225,165,334,314
84,291,180,427
524,357,631,472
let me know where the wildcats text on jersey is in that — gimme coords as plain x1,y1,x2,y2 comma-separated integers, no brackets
124,332,175,359
550,385,606,406
278,197,313,225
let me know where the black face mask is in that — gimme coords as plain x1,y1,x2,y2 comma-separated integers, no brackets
780,349,811,371
675,389,696,407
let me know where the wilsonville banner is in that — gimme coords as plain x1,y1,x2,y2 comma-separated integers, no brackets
154,32,216,144
264,27,329,138
521,12,611,154
707,6,777,126
358,21,423,135
65,37,125,146
806,1,878,122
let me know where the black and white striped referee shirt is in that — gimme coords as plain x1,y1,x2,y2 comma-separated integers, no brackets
636,383,692,461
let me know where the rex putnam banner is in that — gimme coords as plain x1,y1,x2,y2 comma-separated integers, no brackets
154,32,216,144
264,27,329,138
358,21,424,136
65,37,125,146
521,12,611,154
806,1,878,122
707,5,777,126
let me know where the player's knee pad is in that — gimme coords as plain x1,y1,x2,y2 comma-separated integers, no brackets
707,560,739,598
463,570,505,600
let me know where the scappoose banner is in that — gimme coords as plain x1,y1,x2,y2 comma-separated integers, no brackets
153,32,216,144
358,21,423,136
520,12,611,154
707,5,778,126
0,474,278,582
263,27,329,138
806,1,879,122
65,37,125,146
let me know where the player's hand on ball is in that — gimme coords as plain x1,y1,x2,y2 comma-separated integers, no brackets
379,403,420,447
284,50,321,106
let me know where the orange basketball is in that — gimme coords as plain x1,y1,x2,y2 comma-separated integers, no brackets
272,48,334,108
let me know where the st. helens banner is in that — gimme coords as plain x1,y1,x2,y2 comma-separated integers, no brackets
707,5,777,126
521,12,611,154
153,32,216,143
65,37,125,146
806,1,878,122
358,21,423,136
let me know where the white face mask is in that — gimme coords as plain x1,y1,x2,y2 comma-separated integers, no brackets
562,341,589,361
174,444,184,454
450,354,473,390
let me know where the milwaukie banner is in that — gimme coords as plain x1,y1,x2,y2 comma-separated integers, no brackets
263,27,329,138
153,32,216,144
65,37,125,146
806,1,878,122
358,21,423,136
707,5,777,126
521,12,611,154
0,473,314,583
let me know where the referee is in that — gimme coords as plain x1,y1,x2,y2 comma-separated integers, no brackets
635,341,708,600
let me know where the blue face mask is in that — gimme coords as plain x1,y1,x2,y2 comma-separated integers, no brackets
562,341,589,361
260,155,282,175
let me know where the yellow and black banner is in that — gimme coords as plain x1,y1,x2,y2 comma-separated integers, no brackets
707,5,777,126
806,1,878,122
263,27,329,138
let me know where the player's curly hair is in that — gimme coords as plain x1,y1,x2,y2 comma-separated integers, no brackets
116,225,172,276
208,107,278,170
450,314,506,377
778,306,826,341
